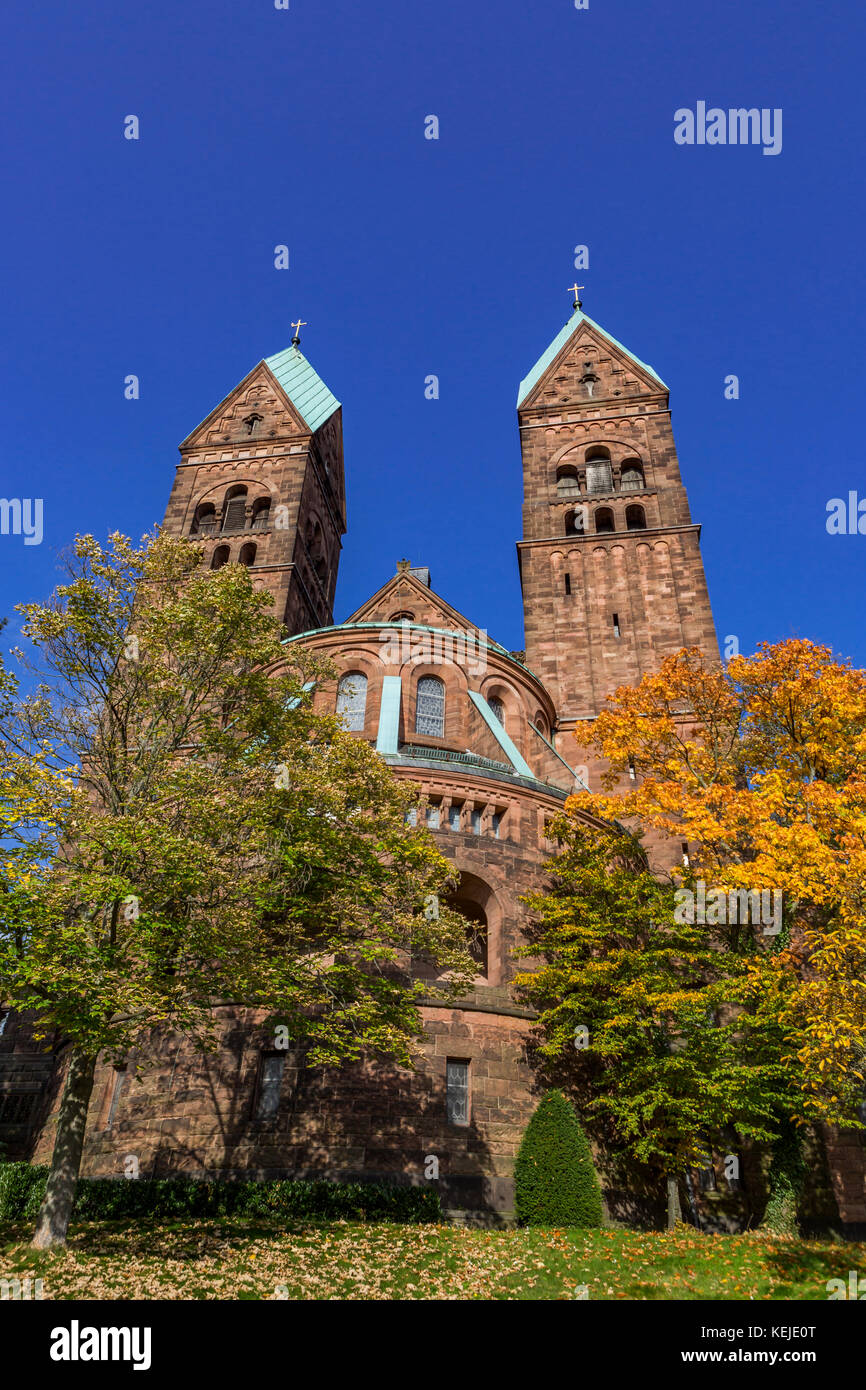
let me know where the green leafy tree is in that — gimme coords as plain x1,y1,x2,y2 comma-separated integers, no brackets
514,1089,602,1227
0,531,475,1248
514,818,788,1227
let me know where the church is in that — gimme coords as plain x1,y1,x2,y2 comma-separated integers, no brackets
4,298,863,1226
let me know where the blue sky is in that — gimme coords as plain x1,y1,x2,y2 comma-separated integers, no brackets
2,0,864,665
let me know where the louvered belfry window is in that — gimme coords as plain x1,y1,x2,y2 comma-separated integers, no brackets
620,465,644,491
222,492,247,532
586,461,613,494
336,672,368,731
415,676,445,737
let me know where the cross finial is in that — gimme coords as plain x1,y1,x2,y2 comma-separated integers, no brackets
568,283,584,310
291,318,307,345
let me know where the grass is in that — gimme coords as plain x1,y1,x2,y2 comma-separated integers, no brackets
0,1219,862,1300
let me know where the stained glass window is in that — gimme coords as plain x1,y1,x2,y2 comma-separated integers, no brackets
415,676,445,737
336,672,367,731
256,1055,284,1120
446,1060,470,1126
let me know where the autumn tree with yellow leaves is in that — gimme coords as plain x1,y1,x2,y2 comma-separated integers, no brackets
519,639,866,1232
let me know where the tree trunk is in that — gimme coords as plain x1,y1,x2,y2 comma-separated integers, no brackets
666,1174,682,1230
31,1047,97,1249
761,1118,805,1237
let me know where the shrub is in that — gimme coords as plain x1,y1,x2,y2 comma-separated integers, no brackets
0,1161,47,1223
0,1165,441,1225
514,1090,603,1227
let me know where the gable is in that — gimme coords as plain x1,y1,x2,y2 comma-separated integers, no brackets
517,311,668,413
345,572,488,637
179,362,311,451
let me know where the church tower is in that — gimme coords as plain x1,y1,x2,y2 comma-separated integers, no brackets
516,297,719,756
162,333,345,635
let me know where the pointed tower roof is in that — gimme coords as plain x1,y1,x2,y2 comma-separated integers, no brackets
517,306,667,407
263,343,340,433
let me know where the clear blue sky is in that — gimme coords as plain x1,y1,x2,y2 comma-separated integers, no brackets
2,0,864,665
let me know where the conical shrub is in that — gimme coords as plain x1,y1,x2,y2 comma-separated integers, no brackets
514,1090,603,1227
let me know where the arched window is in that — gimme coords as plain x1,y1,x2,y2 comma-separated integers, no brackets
586,461,613,493
222,486,247,533
211,545,230,570
595,508,615,534
389,611,415,622
488,696,504,724
251,497,271,530
336,671,367,731
585,447,612,494
191,502,216,536
626,504,647,530
620,460,644,491
556,465,581,497
415,675,445,738
238,542,257,566
565,508,584,536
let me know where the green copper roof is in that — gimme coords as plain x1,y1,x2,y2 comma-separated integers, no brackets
517,307,667,407
264,344,340,433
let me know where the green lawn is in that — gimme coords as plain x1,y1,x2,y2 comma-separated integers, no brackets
1,1219,861,1300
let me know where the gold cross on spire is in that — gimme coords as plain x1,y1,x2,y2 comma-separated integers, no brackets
568,283,584,309
291,318,307,344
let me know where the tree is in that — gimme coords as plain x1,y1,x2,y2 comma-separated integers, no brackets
0,531,475,1248
569,639,866,1229
514,819,786,1227
514,1089,602,1227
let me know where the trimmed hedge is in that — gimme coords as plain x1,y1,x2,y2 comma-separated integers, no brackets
514,1090,603,1228
0,1164,441,1225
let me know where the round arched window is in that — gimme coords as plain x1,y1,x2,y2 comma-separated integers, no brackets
620,461,644,491
415,676,445,738
336,672,368,731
